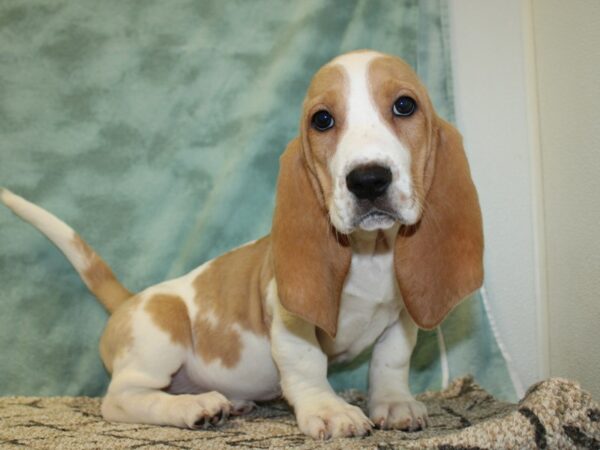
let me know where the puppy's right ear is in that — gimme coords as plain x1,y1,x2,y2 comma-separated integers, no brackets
271,138,351,338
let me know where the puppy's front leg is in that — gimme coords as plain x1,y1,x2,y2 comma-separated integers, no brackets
368,308,428,430
270,297,372,439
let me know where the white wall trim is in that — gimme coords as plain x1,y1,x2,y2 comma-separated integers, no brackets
521,0,550,379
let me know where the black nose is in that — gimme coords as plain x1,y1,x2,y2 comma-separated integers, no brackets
346,165,392,200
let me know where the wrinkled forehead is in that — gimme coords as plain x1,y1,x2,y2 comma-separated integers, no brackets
304,51,427,107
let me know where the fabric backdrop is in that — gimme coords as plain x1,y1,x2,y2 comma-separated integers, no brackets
0,0,518,400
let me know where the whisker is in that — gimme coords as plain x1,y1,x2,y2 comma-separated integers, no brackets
416,194,443,235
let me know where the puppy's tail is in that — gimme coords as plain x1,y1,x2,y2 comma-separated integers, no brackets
0,188,132,313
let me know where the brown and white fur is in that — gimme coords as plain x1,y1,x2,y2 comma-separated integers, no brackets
0,50,483,440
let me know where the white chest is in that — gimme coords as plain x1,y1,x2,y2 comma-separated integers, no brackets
319,229,402,362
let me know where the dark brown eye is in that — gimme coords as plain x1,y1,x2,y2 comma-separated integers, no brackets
392,96,416,117
312,110,335,131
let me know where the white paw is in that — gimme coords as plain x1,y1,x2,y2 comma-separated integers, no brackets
169,391,232,429
369,397,428,431
295,396,373,440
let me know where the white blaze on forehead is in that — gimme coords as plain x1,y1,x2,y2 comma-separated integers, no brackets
331,51,384,128
330,51,411,171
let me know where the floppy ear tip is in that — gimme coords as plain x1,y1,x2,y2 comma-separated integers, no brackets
402,256,485,330
412,316,442,331
406,285,484,330
404,302,451,330
275,282,339,338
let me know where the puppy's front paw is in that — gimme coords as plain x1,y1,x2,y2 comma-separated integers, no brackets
369,397,427,431
295,396,373,440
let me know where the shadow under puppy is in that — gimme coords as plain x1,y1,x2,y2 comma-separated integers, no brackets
1,50,483,440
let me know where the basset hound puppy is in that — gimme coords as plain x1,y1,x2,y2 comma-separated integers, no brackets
1,50,483,440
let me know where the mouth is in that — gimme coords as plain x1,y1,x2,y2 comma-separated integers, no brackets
355,209,398,230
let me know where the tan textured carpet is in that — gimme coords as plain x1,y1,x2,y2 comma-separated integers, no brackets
0,377,598,449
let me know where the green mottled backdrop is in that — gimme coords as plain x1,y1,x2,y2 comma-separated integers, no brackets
0,0,516,400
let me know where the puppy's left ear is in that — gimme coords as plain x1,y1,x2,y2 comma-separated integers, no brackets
395,119,484,329
271,138,351,337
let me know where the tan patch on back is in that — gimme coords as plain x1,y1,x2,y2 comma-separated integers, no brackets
192,236,272,368
145,294,192,347
193,317,242,368
100,296,141,373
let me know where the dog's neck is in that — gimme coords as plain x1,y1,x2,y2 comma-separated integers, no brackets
348,223,399,256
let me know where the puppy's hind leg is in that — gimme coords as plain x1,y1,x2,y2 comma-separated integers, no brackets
102,373,232,429
100,302,232,429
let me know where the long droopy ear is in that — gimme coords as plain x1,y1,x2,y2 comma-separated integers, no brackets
395,119,484,329
271,138,351,337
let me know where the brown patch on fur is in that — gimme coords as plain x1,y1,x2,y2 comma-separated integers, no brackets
71,235,132,313
368,55,484,329
193,317,242,368
145,294,192,346
192,237,272,368
99,296,141,373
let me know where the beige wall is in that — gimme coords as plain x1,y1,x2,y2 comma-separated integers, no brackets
532,0,600,397
449,0,545,394
450,0,600,398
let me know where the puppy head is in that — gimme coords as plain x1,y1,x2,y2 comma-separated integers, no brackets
272,51,483,336
300,51,435,234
